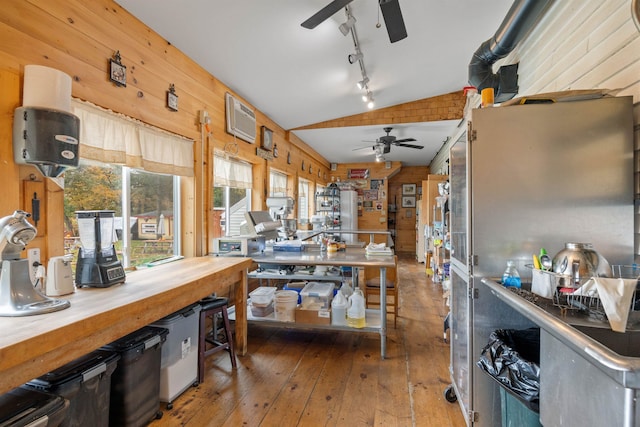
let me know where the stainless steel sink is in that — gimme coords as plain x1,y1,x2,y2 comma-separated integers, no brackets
573,324,640,358
481,277,640,427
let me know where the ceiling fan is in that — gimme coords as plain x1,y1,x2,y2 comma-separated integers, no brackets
301,0,407,43
354,127,423,154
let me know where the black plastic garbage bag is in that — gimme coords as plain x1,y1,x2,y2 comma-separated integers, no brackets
476,328,540,412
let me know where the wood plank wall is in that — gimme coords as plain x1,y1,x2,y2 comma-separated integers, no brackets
0,0,465,260
430,0,640,177
502,0,639,102
0,0,334,259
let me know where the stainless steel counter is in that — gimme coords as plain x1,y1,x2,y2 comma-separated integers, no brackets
480,277,640,427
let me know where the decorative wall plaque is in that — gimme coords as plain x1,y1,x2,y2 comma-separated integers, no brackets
109,51,126,87
167,84,178,111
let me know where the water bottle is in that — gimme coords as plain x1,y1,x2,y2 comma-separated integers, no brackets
502,260,521,288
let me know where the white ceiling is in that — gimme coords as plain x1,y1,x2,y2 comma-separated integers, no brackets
114,0,514,166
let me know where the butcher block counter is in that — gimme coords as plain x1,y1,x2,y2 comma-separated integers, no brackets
0,256,251,395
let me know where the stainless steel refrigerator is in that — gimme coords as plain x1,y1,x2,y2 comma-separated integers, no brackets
446,95,635,426
340,190,358,243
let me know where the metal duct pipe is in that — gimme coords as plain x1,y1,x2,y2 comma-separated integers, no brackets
468,0,553,102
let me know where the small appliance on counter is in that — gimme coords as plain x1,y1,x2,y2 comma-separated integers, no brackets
0,210,70,316
75,210,125,288
45,255,75,296
212,235,265,257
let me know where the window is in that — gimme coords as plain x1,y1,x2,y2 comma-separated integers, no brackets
269,170,288,197
298,178,310,222
214,155,252,237
64,159,180,269
64,99,191,269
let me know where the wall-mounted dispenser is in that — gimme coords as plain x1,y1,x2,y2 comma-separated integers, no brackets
13,107,80,177
12,65,80,178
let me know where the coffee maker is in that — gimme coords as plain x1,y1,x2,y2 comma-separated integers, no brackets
75,210,125,287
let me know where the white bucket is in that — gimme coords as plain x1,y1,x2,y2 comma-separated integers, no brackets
274,290,298,322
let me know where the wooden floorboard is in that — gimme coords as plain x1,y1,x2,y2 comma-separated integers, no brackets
150,254,466,427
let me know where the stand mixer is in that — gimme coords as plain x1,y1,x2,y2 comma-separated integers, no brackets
0,210,70,316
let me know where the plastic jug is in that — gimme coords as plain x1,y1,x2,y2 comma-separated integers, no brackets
347,288,366,328
331,291,347,326
339,281,353,299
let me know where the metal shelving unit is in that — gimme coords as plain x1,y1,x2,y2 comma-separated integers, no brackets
315,183,341,235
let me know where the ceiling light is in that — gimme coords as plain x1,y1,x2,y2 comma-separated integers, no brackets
356,77,369,90
375,152,384,162
339,15,356,36
348,52,363,64
363,92,374,109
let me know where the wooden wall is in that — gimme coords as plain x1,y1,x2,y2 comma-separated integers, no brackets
327,162,430,252
0,0,443,261
500,0,639,103
431,0,640,175
0,0,333,260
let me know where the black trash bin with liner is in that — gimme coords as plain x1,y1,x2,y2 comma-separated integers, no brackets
0,386,68,427
102,325,168,427
24,349,119,427
477,327,542,427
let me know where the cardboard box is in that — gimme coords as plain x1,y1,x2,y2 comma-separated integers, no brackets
295,307,331,325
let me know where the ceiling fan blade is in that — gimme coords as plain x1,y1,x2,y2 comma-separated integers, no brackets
379,0,407,43
393,138,416,143
301,0,354,29
395,143,424,149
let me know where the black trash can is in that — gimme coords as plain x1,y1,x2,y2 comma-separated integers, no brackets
0,386,68,427
102,326,168,427
25,349,119,427
477,328,541,426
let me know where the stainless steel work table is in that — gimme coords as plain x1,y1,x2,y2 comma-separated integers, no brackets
249,248,396,358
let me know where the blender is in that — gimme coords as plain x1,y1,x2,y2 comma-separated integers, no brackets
0,210,70,316
75,210,125,288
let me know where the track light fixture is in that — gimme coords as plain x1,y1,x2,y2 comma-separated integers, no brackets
339,15,356,36
342,5,375,112
363,92,374,109
356,77,369,90
348,52,363,64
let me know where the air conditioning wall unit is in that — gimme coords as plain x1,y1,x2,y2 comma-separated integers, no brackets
225,93,256,144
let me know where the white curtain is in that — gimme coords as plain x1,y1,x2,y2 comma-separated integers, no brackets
214,154,252,189
71,99,194,176
270,170,288,196
298,179,309,220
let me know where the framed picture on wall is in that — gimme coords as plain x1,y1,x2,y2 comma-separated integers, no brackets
402,196,416,208
109,51,126,87
261,126,273,151
402,183,416,195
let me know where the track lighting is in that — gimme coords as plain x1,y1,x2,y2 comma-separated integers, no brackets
339,15,356,36
348,52,363,64
341,6,375,112
363,92,374,109
357,77,369,90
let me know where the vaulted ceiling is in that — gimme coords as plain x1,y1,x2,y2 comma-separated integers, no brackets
115,0,514,166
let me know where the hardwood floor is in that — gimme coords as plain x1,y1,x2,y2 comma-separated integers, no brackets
150,254,466,426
